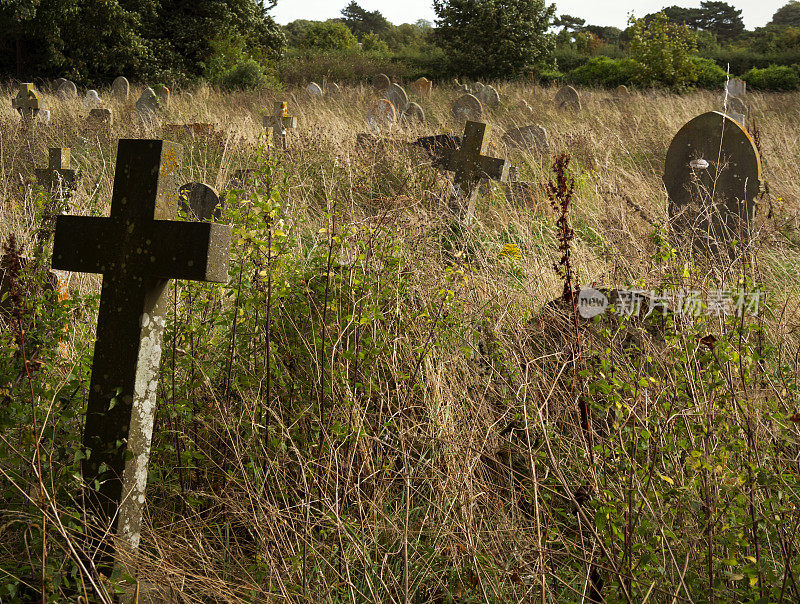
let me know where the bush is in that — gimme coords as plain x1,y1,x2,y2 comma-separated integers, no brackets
218,59,267,91
568,56,643,87
744,64,800,90
278,49,409,85
692,56,728,89
536,68,565,85
361,32,390,56
299,21,358,52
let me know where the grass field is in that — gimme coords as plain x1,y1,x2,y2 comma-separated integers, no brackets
2,81,800,602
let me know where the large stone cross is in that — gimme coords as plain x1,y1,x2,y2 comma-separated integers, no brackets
35,148,77,198
51,139,231,571
442,121,508,221
12,83,40,120
263,101,297,149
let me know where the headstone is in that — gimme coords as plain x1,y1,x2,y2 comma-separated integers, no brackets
366,98,397,132
53,78,67,91
135,88,160,125
12,83,40,120
83,89,103,109
179,182,221,221
518,99,533,113
263,101,298,149
87,108,114,131
153,84,170,107
34,148,77,197
51,139,231,572
383,83,409,112
409,134,462,169
441,121,509,221
727,95,748,127
664,111,762,255
306,82,323,97
726,78,746,98
401,102,425,125
501,125,549,154
37,110,51,124
478,85,500,108
413,77,433,98
327,83,341,95
451,94,483,122
57,80,78,100
555,85,581,111
373,73,391,93
615,85,631,98
180,92,194,103
112,76,130,101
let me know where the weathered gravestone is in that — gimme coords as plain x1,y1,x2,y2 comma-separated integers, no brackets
664,111,762,256
306,82,324,97
327,82,341,95
726,78,746,98
727,96,748,127
136,87,160,125
401,102,425,126
83,89,103,108
34,148,77,198
179,182,221,221
383,83,409,112
555,85,581,111
373,73,391,93
87,108,113,128
366,98,397,132
51,139,231,572
154,84,170,107
440,121,509,221
615,85,631,98
53,78,67,91
57,80,78,100
451,94,483,122
180,91,194,103
112,76,130,101
263,101,298,149
478,85,500,108
501,125,549,154
12,83,40,120
413,77,433,98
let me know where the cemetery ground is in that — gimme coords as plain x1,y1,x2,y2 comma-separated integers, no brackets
2,81,800,603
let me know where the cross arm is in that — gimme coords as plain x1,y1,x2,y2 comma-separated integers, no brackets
52,215,114,273
150,221,231,283
477,156,509,182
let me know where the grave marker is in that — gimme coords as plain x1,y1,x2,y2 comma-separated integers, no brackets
51,139,231,571
413,77,433,98
555,85,581,111
306,82,323,97
441,121,509,221
366,98,397,132
179,182,221,221
12,83,40,120
136,87,160,126
154,84,170,107
384,83,409,112
327,83,341,95
373,73,391,93
112,76,130,101
664,111,762,255
34,148,77,198
726,78,746,98
501,125,549,154
478,85,500,108
83,89,103,109
263,101,298,149
57,80,77,100
401,102,425,125
451,94,483,122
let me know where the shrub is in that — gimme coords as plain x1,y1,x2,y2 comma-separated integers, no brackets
218,59,267,91
299,21,359,52
629,12,698,88
361,32,390,55
536,68,565,85
692,56,728,89
568,56,643,87
744,64,800,90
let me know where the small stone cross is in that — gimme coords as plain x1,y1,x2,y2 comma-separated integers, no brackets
35,148,77,198
12,83,40,120
51,139,231,572
263,102,297,149
441,121,508,221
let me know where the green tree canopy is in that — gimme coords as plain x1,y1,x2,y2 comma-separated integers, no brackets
771,1,800,28
340,1,391,40
298,21,359,51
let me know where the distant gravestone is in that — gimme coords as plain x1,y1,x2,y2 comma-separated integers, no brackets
441,121,509,221
57,80,78,100
180,92,194,103
518,99,533,114
664,111,762,255
451,94,483,122
401,102,425,125
112,76,130,101
413,77,433,98
384,83,409,112
34,148,77,198
366,98,397,132
726,78,746,98
727,96,748,127
179,182,222,221
51,138,231,572
154,84,170,107
327,82,341,95
136,87,160,125
263,101,298,149
83,89,103,109
615,85,631,98
87,108,114,132
373,73,391,93
555,85,581,111
53,78,67,91
478,85,500,108
12,83,40,120
37,110,51,124
306,82,323,97
501,125,549,154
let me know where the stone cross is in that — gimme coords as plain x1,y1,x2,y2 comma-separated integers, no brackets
263,101,297,149
441,121,508,221
12,83,40,120
35,148,77,198
51,139,231,572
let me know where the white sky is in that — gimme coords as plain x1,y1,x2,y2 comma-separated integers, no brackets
270,1,789,30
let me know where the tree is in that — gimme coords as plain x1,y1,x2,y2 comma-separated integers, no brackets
340,1,390,40
299,21,359,51
771,1,800,28
629,12,698,88
433,0,555,79
696,1,744,40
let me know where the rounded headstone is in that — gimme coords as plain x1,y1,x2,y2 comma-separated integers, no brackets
366,98,397,132
135,87,160,124
478,84,500,108
555,85,581,111
153,84,170,107
83,89,103,108
501,125,549,153
401,102,425,125
615,85,631,98
451,94,483,122
181,92,194,103
179,183,222,221
53,78,67,91
383,83,408,112
664,111,762,252
57,80,78,100
112,76,130,101
327,83,341,95
373,73,391,93
306,82,323,97
413,77,432,98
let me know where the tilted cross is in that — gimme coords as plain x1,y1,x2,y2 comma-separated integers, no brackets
263,101,297,149
441,121,508,221
34,148,77,198
12,83,40,120
51,139,231,572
